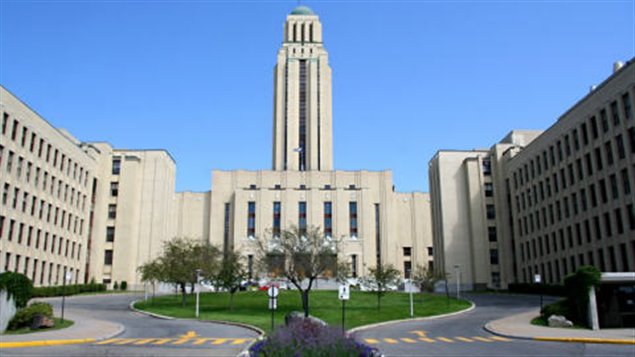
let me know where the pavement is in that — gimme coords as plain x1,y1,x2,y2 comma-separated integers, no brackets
485,308,635,344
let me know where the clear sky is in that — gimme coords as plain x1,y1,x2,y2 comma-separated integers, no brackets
1,0,633,193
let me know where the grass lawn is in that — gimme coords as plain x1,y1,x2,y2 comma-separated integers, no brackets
4,317,74,335
134,290,470,333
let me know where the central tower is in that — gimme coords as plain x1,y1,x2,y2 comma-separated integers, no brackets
272,5,333,171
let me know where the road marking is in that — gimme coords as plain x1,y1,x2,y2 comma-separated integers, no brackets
114,338,137,345
0,339,96,348
410,330,428,338
95,338,122,345
384,338,399,344
231,339,249,345
211,338,228,345
437,337,454,343
472,336,493,342
490,336,512,342
171,338,191,345
192,338,214,345
180,331,198,338
133,339,157,345
455,337,474,342
152,338,173,345
400,338,417,343
365,338,380,344
418,337,436,343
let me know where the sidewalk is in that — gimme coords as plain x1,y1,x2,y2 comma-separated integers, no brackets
0,302,123,347
485,309,635,345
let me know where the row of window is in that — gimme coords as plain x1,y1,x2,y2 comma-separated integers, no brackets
513,92,633,190
515,163,632,214
0,217,83,260
2,251,80,286
1,184,86,235
1,113,91,187
1,152,90,212
522,241,633,284
246,184,359,191
246,201,360,238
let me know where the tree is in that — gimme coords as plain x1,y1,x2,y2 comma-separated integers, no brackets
0,272,33,308
254,225,339,317
363,264,401,310
411,264,444,302
212,250,247,311
137,259,164,302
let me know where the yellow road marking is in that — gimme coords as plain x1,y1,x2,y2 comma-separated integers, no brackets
232,339,249,345
400,338,417,343
114,338,137,345
171,338,192,345
410,330,428,337
384,338,399,344
1,339,96,348
152,338,173,345
472,336,493,342
95,338,121,345
490,336,512,342
365,338,380,344
418,337,436,343
211,338,228,345
437,337,454,343
180,331,197,338
456,337,474,342
192,338,214,345
133,339,157,345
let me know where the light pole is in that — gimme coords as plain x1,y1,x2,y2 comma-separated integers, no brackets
195,269,202,319
454,264,460,300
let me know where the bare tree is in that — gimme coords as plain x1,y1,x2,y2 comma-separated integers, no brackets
254,225,339,317
411,264,444,303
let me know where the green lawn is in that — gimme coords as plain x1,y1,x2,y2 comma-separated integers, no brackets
134,290,470,333
4,317,74,335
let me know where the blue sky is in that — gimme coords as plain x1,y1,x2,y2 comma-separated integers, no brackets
1,0,633,192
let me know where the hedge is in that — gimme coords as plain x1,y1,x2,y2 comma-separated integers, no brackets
0,272,34,308
508,282,566,296
32,282,106,298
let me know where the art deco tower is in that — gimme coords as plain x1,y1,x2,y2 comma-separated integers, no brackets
272,6,333,171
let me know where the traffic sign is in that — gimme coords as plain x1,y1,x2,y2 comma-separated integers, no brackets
268,298,277,310
338,284,350,300
268,286,279,298
534,274,541,283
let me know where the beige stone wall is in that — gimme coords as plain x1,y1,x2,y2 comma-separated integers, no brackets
0,86,97,286
174,191,210,240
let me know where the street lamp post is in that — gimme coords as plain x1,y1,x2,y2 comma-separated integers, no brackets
195,269,202,319
454,264,460,300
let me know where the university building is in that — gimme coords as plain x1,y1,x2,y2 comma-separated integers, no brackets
0,6,434,289
429,59,635,291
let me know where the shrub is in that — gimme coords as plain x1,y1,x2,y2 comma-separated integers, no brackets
113,281,119,290
249,318,378,356
32,283,107,298
563,265,601,326
8,302,53,330
540,299,570,319
120,281,128,291
0,272,34,308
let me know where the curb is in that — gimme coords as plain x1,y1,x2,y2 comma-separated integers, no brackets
348,299,476,334
482,322,534,341
0,338,96,348
129,300,174,320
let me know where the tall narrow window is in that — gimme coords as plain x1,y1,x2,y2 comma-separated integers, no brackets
110,182,119,197
248,254,254,280
375,203,381,265
112,157,121,175
108,204,117,219
273,202,281,237
404,261,412,279
351,254,358,278
106,227,115,242
488,226,497,242
224,203,231,247
486,204,496,219
482,158,492,176
298,201,307,236
298,59,307,171
484,182,494,197
247,202,255,238
623,93,632,120
323,201,332,237
349,201,358,238
104,250,113,265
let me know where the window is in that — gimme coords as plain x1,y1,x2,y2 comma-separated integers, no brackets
488,226,497,242
600,109,609,132
404,261,412,279
104,250,113,265
112,158,121,175
403,247,412,256
106,227,115,242
299,184,306,190
611,101,620,125
623,93,632,120
616,135,626,159
427,246,433,256
247,201,256,238
484,182,494,197
622,169,631,195
323,201,332,237
298,201,307,236
490,249,499,265
482,158,492,176
351,254,358,278
110,182,119,196
486,204,496,219
605,141,614,166
349,201,358,238
108,204,117,219
273,202,281,237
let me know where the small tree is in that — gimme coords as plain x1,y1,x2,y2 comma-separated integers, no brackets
411,264,444,302
363,264,401,310
137,259,164,302
113,281,119,290
254,225,339,317
0,272,33,308
563,265,601,326
212,250,247,311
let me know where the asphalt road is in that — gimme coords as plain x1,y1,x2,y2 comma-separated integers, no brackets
353,293,635,356
3,293,260,356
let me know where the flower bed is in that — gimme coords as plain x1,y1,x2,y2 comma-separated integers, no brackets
249,318,378,356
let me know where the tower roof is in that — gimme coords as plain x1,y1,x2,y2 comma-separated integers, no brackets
290,5,315,15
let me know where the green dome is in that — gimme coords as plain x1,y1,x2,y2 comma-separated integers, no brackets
290,5,315,15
